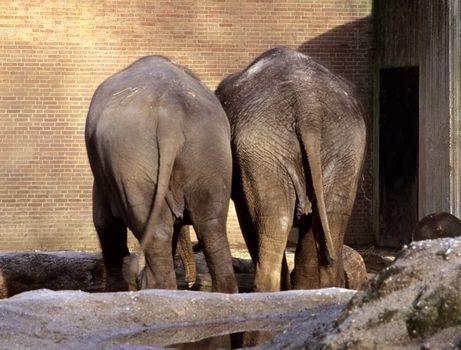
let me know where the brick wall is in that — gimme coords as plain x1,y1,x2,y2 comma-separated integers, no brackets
0,0,372,252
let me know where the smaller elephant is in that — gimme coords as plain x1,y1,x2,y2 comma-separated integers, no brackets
85,55,237,293
413,212,461,241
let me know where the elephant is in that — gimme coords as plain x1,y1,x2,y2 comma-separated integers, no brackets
85,55,238,293
413,212,461,241
215,47,366,292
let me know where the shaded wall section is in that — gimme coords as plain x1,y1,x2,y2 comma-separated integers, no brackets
0,1,372,251
373,0,461,246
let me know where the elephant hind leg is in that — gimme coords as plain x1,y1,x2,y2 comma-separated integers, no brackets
194,218,238,293
253,214,293,292
292,211,347,289
232,196,259,264
139,204,177,290
280,252,291,291
292,218,320,289
235,210,291,291
92,183,132,292
108,179,178,290
318,211,348,287
189,186,237,293
234,184,295,292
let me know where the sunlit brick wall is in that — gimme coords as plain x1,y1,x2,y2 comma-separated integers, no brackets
0,0,372,251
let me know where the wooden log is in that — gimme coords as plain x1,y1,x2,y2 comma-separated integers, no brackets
0,252,105,298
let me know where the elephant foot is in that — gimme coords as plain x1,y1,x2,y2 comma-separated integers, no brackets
137,266,177,290
103,253,140,292
122,253,140,291
104,268,130,292
213,274,238,294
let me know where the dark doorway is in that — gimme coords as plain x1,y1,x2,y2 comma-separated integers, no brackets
379,67,419,247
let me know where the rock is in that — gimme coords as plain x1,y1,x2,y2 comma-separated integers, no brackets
361,248,396,274
413,211,461,241
3,239,457,349
232,256,255,274
0,288,354,349
0,251,105,298
256,237,461,349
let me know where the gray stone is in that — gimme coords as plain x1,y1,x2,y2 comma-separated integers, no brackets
1,239,458,349
0,288,354,349
256,237,461,349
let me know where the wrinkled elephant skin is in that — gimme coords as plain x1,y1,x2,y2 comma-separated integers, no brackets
216,47,366,292
85,56,237,293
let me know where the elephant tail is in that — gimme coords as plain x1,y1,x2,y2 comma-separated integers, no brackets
130,116,185,275
297,127,337,264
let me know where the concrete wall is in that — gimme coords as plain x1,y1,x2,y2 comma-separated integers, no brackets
372,0,461,246
0,0,372,251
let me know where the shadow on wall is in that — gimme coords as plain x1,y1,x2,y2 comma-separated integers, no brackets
298,16,372,107
298,16,373,245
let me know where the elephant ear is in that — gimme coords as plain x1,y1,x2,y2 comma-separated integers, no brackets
297,127,337,264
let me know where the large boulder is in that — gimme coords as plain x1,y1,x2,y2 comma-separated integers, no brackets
413,211,461,241
2,239,457,349
255,237,461,349
0,288,354,349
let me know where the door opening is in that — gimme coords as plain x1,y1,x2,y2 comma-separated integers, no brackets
379,67,419,247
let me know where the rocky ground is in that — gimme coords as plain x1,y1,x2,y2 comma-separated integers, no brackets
257,238,461,349
0,239,459,349
0,288,354,349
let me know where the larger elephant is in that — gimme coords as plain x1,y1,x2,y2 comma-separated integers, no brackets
215,47,366,292
85,56,237,293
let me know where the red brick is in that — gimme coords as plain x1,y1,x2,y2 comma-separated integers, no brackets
0,0,372,252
